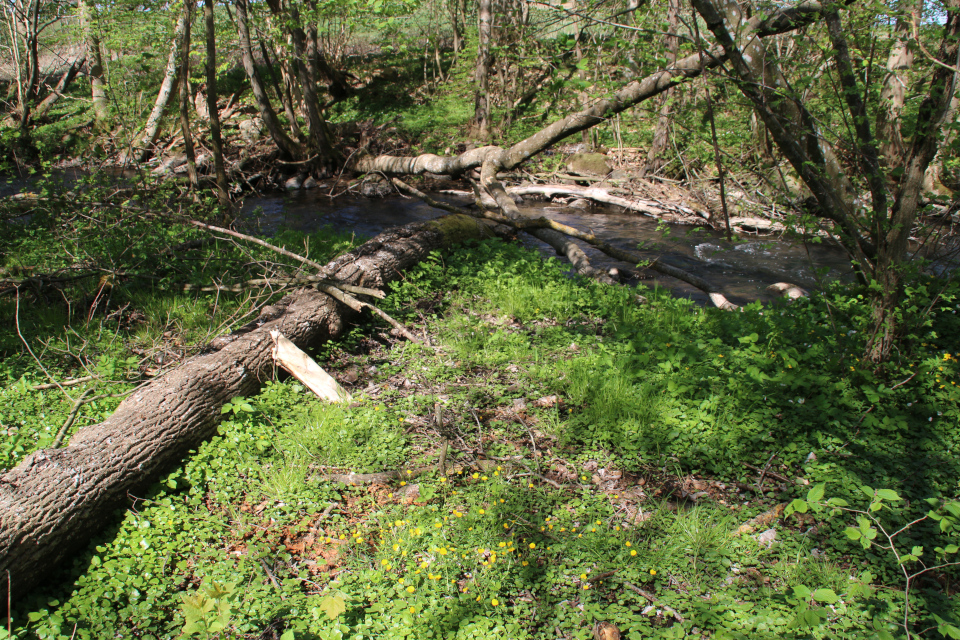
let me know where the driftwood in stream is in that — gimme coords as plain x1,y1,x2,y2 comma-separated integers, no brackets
0,214,499,609
351,1,825,308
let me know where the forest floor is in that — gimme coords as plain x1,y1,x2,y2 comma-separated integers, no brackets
2,41,960,639
3,211,959,638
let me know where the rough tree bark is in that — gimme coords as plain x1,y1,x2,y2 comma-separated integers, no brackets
0,214,500,609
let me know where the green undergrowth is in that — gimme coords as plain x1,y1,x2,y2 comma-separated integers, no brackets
6,238,959,639
0,180,363,469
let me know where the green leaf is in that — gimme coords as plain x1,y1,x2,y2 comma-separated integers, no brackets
790,498,809,514
318,594,346,620
807,483,825,503
792,585,812,599
844,527,862,540
911,546,923,556
280,631,296,640
812,588,838,604
945,544,959,554
876,489,902,501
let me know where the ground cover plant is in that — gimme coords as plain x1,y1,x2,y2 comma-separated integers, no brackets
4,237,958,639
0,176,362,470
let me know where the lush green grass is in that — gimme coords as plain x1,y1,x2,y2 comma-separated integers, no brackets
0,179,364,470
6,238,959,639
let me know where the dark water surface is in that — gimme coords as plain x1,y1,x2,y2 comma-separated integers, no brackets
241,189,854,306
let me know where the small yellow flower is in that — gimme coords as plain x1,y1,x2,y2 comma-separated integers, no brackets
529,542,536,549
499,542,506,548
522,560,529,566
472,473,479,479
528,483,534,488
625,541,632,547
400,481,407,486
630,550,637,557
650,569,657,575
478,509,485,515
491,598,499,606
581,573,588,580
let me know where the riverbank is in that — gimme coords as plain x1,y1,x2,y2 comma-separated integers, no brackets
3,232,959,639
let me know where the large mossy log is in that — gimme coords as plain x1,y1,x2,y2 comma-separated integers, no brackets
0,214,496,607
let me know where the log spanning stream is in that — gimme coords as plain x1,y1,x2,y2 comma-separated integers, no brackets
241,189,855,305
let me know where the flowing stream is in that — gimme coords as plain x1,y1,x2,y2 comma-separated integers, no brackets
241,189,854,306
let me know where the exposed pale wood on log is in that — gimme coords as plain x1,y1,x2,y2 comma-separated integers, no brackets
0,214,500,609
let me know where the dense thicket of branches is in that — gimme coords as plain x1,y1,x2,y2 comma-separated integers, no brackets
1,0,958,344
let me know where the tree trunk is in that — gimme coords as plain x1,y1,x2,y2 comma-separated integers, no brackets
288,12,338,166
643,0,679,175
33,56,86,120
354,0,824,178
203,0,230,209
178,0,199,189
307,19,351,101
257,36,302,139
78,0,109,122
473,0,492,139
0,214,500,610
234,0,303,158
875,2,917,169
23,0,40,103
137,9,189,162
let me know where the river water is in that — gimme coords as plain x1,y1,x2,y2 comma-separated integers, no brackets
241,189,854,306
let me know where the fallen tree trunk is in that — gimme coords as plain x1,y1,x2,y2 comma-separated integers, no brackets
0,214,499,609
505,184,706,223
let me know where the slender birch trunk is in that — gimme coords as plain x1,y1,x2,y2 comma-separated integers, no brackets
79,0,109,122
178,0,199,189
204,0,230,209
137,9,189,162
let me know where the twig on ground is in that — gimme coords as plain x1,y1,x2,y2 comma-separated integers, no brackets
32,375,95,391
743,463,791,484
622,580,684,621
51,388,95,448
